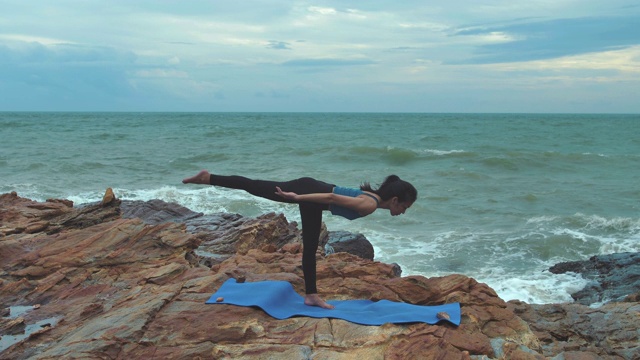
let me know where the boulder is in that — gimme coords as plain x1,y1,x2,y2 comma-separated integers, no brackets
549,252,640,305
508,300,640,359
120,198,203,224
325,230,375,260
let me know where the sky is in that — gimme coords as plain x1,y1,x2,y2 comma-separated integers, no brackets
0,1,639,113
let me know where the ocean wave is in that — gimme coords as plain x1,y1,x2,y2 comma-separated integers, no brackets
476,150,631,172
0,120,33,128
481,156,520,170
522,213,640,256
526,215,560,224
26,162,47,170
577,213,640,232
171,153,231,165
485,270,589,304
419,149,468,156
344,146,419,165
527,213,640,235
337,146,471,165
380,231,591,304
88,133,130,141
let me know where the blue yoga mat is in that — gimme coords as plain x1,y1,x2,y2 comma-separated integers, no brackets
206,278,461,326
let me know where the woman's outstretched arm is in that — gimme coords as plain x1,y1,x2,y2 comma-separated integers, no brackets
275,187,377,216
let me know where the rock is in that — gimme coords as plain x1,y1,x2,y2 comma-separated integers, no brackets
508,300,640,359
0,192,74,236
0,317,26,335
101,187,115,206
184,212,243,233
1,193,638,359
120,198,203,225
193,212,302,256
437,312,451,320
24,221,50,234
549,252,640,305
326,230,375,260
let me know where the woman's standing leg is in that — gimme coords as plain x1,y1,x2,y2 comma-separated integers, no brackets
300,202,335,309
299,202,322,294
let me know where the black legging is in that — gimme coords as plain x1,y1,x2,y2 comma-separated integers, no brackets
209,174,334,294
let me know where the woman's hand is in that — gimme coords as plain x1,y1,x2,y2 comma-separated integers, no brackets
275,186,299,201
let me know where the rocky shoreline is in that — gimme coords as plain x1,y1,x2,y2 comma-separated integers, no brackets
1,190,638,359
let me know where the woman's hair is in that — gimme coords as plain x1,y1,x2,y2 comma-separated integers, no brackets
361,175,417,203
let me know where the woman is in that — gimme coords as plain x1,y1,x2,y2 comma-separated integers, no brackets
183,170,417,309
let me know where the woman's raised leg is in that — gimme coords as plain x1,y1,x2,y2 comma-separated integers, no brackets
182,170,211,184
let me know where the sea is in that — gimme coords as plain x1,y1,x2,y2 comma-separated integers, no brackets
1,112,639,305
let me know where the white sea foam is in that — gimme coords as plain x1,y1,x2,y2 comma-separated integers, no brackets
420,149,467,156
526,215,560,224
597,234,640,254
577,213,640,232
483,270,590,304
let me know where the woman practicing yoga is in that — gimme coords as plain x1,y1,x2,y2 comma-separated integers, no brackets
183,170,417,309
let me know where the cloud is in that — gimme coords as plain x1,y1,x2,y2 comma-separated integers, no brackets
454,15,640,64
0,1,638,112
307,6,337,16
266,40,291,50
282,58,376,67
0,40,135,66
0,38,139,110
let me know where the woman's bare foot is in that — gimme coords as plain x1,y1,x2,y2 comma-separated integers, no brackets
182,170,210,184
304,294,334,309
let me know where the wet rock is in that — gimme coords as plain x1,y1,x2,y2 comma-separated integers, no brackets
0,317,26,336
550,252,640,305
508,300,640,359
325,230,375,260
120,199,203,225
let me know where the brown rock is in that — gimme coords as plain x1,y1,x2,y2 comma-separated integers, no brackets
0,192,74,236
1,193,638,360
24,221,50,234
0,317,26,335
101,187,115,206
280,242,302,254
194,212,302,256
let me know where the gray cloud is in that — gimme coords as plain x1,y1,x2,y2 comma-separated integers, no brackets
0,42,136,65
267,40,292,50
454,15,640,64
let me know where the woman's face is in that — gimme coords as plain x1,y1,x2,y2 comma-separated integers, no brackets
390,198,413,216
